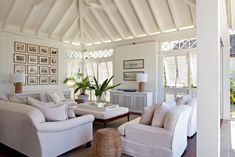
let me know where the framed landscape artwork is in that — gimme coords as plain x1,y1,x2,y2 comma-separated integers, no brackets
14,64,26,73
39,56,49,65
39,77,49,85
50,76,58,85
39,66,49,75
27,65,38,74
14,53,26,64
28,55,38,64
50,47,59,56
123,59,144,69
27,44,38,54
123,71,144,81
39,46,49,55
27,76,38,85
14,42,26,53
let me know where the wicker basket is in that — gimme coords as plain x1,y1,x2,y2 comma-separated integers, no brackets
92,128,122,157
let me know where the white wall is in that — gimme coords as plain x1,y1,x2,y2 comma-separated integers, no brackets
0,31,78,95
113,42,161,103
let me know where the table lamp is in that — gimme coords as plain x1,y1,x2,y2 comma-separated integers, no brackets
14,73,25,93
136,73,148,92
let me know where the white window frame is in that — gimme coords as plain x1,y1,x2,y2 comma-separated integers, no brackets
162,48,197,101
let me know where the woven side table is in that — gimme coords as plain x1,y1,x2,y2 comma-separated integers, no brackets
92,128,122,157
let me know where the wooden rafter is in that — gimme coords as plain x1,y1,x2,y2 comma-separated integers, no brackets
20,1,35,33
167,0,179,30
61,17,79,41
49,0,75,38
35,0,57,35
2,0,16,28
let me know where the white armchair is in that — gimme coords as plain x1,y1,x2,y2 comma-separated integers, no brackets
118,105,191,157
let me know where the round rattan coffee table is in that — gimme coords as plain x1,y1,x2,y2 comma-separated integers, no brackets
92,128,122,157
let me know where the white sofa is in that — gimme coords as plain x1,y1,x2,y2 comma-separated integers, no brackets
118,105,191,157
0,100,94,157
186,99,197,137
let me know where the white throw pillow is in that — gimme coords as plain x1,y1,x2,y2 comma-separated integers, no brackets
0,95,9,102
47,92,61,104
151,101,176,127
175,95,192,105
140,106,155,125
28,97,67,121
8,94,28,104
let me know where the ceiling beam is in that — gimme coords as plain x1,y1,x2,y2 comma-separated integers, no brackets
35,0,57,35
129,0,149,35
70,32,80,44
189,6,196,26
61,17,78,41
20,1,35,33
147,0,164,33
49,0,75,38
2,0,16,29
167,0,180,30
89,9,114,41
113,0,136,37
83,13,104,42
98,0,125,39
84,27,96,44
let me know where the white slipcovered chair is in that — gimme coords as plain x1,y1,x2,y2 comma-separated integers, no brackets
0,101,94,157
118,105,191,157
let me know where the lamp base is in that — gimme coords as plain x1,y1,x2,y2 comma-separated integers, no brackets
15,82,22,94
138,82,144,92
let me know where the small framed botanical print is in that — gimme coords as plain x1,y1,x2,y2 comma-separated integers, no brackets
50,57,58,65
14,64,26,73
14,42,26,53
50,67,58,75
14,53,26,64
39,56,49,65
39,76,49,85
39,66,49,75
39,46,49,55
50,47,59,56
27,76,38,86
50,76,58,85
27,44,38,54
28,55,38,64
27,65,38,74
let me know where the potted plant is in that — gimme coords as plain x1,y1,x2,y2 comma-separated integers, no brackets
64,73,92,102
90,75,121,103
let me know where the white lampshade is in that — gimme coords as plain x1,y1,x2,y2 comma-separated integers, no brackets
136,73,148,82
14,73,25,83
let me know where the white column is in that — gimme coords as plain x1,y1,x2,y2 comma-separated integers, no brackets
197,0,220,157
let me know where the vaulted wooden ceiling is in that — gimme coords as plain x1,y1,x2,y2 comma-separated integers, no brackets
0,0,196,46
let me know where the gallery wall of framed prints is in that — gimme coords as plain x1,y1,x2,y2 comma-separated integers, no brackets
14,41,59,86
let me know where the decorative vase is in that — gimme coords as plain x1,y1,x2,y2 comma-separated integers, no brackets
96,95,106,104
77,94,89,102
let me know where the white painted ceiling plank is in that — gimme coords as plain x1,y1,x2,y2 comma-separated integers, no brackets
2,0,16,29
49,0,75,38
167,0,180,30
35,0,57,35
113,0,136,37
70,32,80,44
130,0,149,35
90,9,114,41
83,14,104,42
98,0,125,39
61,17,78,41
189,6,196,26
20,1,35,33
147,0,164,33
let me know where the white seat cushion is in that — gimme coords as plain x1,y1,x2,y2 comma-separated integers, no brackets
74,107,129,120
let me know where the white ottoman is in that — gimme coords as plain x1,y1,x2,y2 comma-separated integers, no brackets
74,106,129,127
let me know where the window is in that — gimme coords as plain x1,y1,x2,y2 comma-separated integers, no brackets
161,38,197,51
190,53,197,87
164,54,189,88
